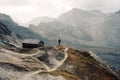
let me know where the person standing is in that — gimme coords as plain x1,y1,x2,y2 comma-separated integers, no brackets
58,38,61,46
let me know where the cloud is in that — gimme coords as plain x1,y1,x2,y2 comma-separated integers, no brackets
0,0,29,6
69,0,120,12
0,0,120,22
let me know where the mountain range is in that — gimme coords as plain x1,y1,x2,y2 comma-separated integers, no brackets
29,8,120,48
0,8,120,48
27,16,55,26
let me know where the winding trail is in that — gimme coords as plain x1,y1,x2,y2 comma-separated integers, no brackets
47,47,68,72
21,47,68,80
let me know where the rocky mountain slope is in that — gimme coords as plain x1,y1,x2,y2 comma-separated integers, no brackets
0,13,48,42
0,22,21,47
0,46,119,80
29,21,76,41
102,11,120,47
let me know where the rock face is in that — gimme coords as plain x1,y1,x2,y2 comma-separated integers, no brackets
0,22,21,47
0,46,119,80
0,13,13,22
0,22,11,35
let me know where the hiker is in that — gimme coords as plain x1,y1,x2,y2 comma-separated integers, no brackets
58,38,61,46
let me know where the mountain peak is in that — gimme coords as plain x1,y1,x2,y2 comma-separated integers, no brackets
69,8,85,13
0,13,13,22
27,16,55,26
71,8,83,11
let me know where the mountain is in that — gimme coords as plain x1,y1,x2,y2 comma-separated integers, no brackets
58,8,110,46
0,46,119,80
0,22,21,47
0,13,13,22
58,8,120,48
0,13,49,44
27,16,55,26
29,8,108,46
29,8,120,48
29,21,96,47
58,8,108,26
101,10,120,47
30,21,77,41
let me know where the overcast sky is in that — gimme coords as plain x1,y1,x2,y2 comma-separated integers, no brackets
0,0,120,23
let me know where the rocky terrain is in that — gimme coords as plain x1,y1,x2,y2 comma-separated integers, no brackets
0,46,119,80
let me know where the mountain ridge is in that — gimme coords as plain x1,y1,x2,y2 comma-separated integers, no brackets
28,8,120,48
0,13,49,45
0,22,21,47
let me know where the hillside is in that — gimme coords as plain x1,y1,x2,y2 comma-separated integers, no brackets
0,13,48,42
0,46,119,80
0,22,21,47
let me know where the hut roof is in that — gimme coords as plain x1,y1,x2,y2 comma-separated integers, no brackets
23,39,41,44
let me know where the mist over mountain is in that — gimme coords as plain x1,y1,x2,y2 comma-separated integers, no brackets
0,13,49,45
0,14,48,45
57,8,109,46
29,8,120,48
30,21,76,41
58,8,108,26
27,17,55,26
